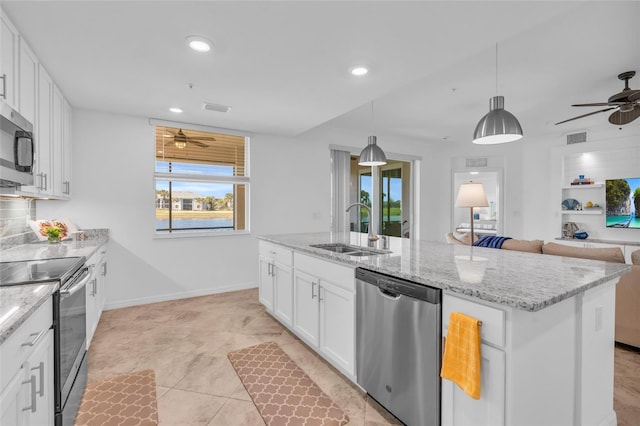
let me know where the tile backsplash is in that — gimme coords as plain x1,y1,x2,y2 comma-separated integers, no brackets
0,198,36,249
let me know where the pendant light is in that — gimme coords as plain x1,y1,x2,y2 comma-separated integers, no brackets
359,102,387,166
473,44,523,144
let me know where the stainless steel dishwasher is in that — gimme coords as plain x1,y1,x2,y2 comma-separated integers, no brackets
356,268,442,426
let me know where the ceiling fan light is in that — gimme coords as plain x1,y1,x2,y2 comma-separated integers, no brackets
175,141,187,149
473,96,523,144
358,136,387,166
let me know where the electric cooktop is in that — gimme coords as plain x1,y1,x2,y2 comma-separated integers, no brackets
0,257,85,287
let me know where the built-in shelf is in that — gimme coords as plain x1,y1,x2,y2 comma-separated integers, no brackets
561,208,603,215
561,184,604,190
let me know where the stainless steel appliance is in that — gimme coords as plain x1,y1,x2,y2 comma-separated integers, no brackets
0,256,89,426
356,268,442,426
0,102,34,187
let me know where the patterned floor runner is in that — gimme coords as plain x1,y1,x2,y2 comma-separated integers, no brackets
75,369,158,426
228,341,349,426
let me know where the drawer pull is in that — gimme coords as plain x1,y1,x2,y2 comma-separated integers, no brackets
21,329,47,347
22,375,37,413
31,362,45,397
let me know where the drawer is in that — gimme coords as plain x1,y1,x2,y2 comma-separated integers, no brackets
259,241,293,267
0,299,53,391
294,252,355,292
443,294,505,347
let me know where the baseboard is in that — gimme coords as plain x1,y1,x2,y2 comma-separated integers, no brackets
103,281,258,310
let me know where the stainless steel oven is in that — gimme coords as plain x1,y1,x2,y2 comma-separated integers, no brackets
53,264,90,426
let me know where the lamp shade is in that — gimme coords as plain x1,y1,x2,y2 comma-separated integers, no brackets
358,136,387,166
455,182,489,208
473,96,523,144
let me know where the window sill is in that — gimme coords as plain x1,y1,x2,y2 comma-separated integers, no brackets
153,230,252,240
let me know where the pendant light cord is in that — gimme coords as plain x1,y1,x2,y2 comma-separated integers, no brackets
495,43,498,95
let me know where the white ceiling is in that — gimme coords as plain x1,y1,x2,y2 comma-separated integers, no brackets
3,1,639,145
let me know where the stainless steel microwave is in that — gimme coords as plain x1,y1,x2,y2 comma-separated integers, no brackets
0,102,34,187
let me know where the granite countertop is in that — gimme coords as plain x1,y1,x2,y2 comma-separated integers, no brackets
0,230,109,345
258,232,632,312
0,283,58,345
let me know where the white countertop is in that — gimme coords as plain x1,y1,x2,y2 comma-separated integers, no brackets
258,232,631,312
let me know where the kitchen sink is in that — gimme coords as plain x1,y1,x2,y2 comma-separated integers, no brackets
309,243,389,256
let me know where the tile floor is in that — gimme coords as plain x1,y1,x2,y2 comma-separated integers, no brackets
87,288,400,425
87,288,640,426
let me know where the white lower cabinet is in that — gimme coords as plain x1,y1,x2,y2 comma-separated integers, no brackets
86,245,108,348
258,241,293,326
292,252,355,378
0,301,54,426
292,270,319,346
441,343,505,426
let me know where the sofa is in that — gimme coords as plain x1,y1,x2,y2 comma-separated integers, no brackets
446,232,640,348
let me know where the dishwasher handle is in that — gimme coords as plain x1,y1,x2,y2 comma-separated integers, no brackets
356,268,441,304
378,287,401,300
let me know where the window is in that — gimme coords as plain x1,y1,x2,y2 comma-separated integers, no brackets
154,125,249,235
350,155,412,238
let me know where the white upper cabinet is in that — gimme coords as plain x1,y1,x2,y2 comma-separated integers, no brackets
0,10,19,110
18,38,38,124
2,6,74,200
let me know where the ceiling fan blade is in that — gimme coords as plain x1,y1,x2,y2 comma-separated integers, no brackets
629,92,640,102
188,140,209,148
608,107,640,125
571,102,626,107
188,136,217,141
555,107,618,125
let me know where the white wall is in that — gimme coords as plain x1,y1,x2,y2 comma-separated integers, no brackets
38,109,443,308
37,108,640,309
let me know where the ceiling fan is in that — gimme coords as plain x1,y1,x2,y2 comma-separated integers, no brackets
164,128,216,148
555,71,640,126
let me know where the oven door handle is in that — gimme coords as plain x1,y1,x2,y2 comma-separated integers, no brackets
60,268,90,296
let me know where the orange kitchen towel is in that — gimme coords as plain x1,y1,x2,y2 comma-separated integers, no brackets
440,312,482,400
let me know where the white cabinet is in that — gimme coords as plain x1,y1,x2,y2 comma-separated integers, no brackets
18,39,38,124
86,245,108,348
0,300,54,426
442,282,618,426
258,241,293,326
0,10,19,110
292,270,319,346
292,252,355,378
61,98,72,197
29,64,54,196
442,344,505,426
51,85,64,198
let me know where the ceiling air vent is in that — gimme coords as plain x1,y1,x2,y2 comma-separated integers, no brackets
566,132,587,145
202,102,231,113
465,157,488,168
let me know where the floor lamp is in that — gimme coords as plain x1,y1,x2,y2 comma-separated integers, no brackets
455,181,489,244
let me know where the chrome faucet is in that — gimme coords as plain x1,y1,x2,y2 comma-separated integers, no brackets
346,203,379,247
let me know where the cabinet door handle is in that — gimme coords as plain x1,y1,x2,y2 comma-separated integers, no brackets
89,278,97,296
311,281,317,299
22,375,37,413
0,74,6,99
318,287,324,302
43,173,48,191
21,329,47,347
31,362,45,397
102,262,107,277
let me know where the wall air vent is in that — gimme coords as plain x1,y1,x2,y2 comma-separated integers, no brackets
202,102,231,113
566,132,587,145
465,157,488,168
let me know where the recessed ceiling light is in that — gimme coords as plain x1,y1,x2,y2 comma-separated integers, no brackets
169,107,183,113
470,171,480,175
186,36,212,53
350,66,369,77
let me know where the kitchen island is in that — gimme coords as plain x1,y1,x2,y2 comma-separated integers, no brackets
257,232,631,426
